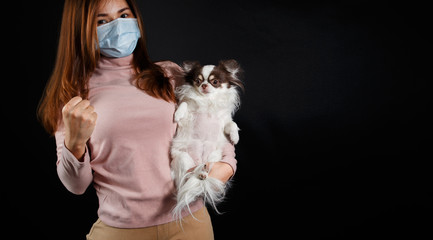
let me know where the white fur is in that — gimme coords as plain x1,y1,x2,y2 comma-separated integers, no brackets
170,73,241,220
201,65,215,79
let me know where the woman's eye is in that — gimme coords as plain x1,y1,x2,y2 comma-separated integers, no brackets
97,19,107,26
120,13,129,18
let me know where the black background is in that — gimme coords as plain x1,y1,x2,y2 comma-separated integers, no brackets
4,0,431,239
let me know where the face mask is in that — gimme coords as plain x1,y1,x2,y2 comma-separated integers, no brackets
97,18,141,58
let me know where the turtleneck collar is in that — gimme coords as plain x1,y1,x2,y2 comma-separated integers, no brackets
89,54,135,88
97,54,134,70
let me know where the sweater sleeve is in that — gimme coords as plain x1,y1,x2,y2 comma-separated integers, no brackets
155,61,185,88
220,143,238,175
54,122,93,195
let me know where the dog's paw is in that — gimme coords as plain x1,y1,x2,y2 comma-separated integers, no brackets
198,171,208,180
229,130,239,145
191,164,208,180
174,102,188,123
225,122,240,144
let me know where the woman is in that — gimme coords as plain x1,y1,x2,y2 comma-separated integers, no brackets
37,0,237,239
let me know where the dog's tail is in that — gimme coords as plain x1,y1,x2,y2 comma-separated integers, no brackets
172,164,226,221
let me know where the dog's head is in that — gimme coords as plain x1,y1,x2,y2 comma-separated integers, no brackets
183,60,244,95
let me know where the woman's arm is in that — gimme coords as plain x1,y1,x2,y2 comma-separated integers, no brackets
55,124,93,195
209,143,237,183
54,97,96,195
209,162,234,183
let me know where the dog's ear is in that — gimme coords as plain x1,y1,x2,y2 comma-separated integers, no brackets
182,61,201,84
219,59,244,92
182,61,201,73
219,59,242,79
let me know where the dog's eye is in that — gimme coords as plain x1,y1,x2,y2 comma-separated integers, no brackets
211,79,219,85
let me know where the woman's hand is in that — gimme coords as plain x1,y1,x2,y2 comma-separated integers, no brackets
62,96,97,161
208,162,234,183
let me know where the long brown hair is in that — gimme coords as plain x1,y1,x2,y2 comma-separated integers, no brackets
37,0,175,135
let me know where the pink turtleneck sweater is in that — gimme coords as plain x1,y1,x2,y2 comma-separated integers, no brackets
54,55,237,228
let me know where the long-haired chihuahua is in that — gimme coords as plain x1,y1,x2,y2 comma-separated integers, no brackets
170,59,244,220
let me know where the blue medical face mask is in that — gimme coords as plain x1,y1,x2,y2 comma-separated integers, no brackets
97,18,141,58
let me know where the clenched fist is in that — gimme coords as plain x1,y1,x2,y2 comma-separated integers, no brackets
62,96,97,161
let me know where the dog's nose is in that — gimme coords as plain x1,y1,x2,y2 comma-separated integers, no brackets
202,84,208,89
